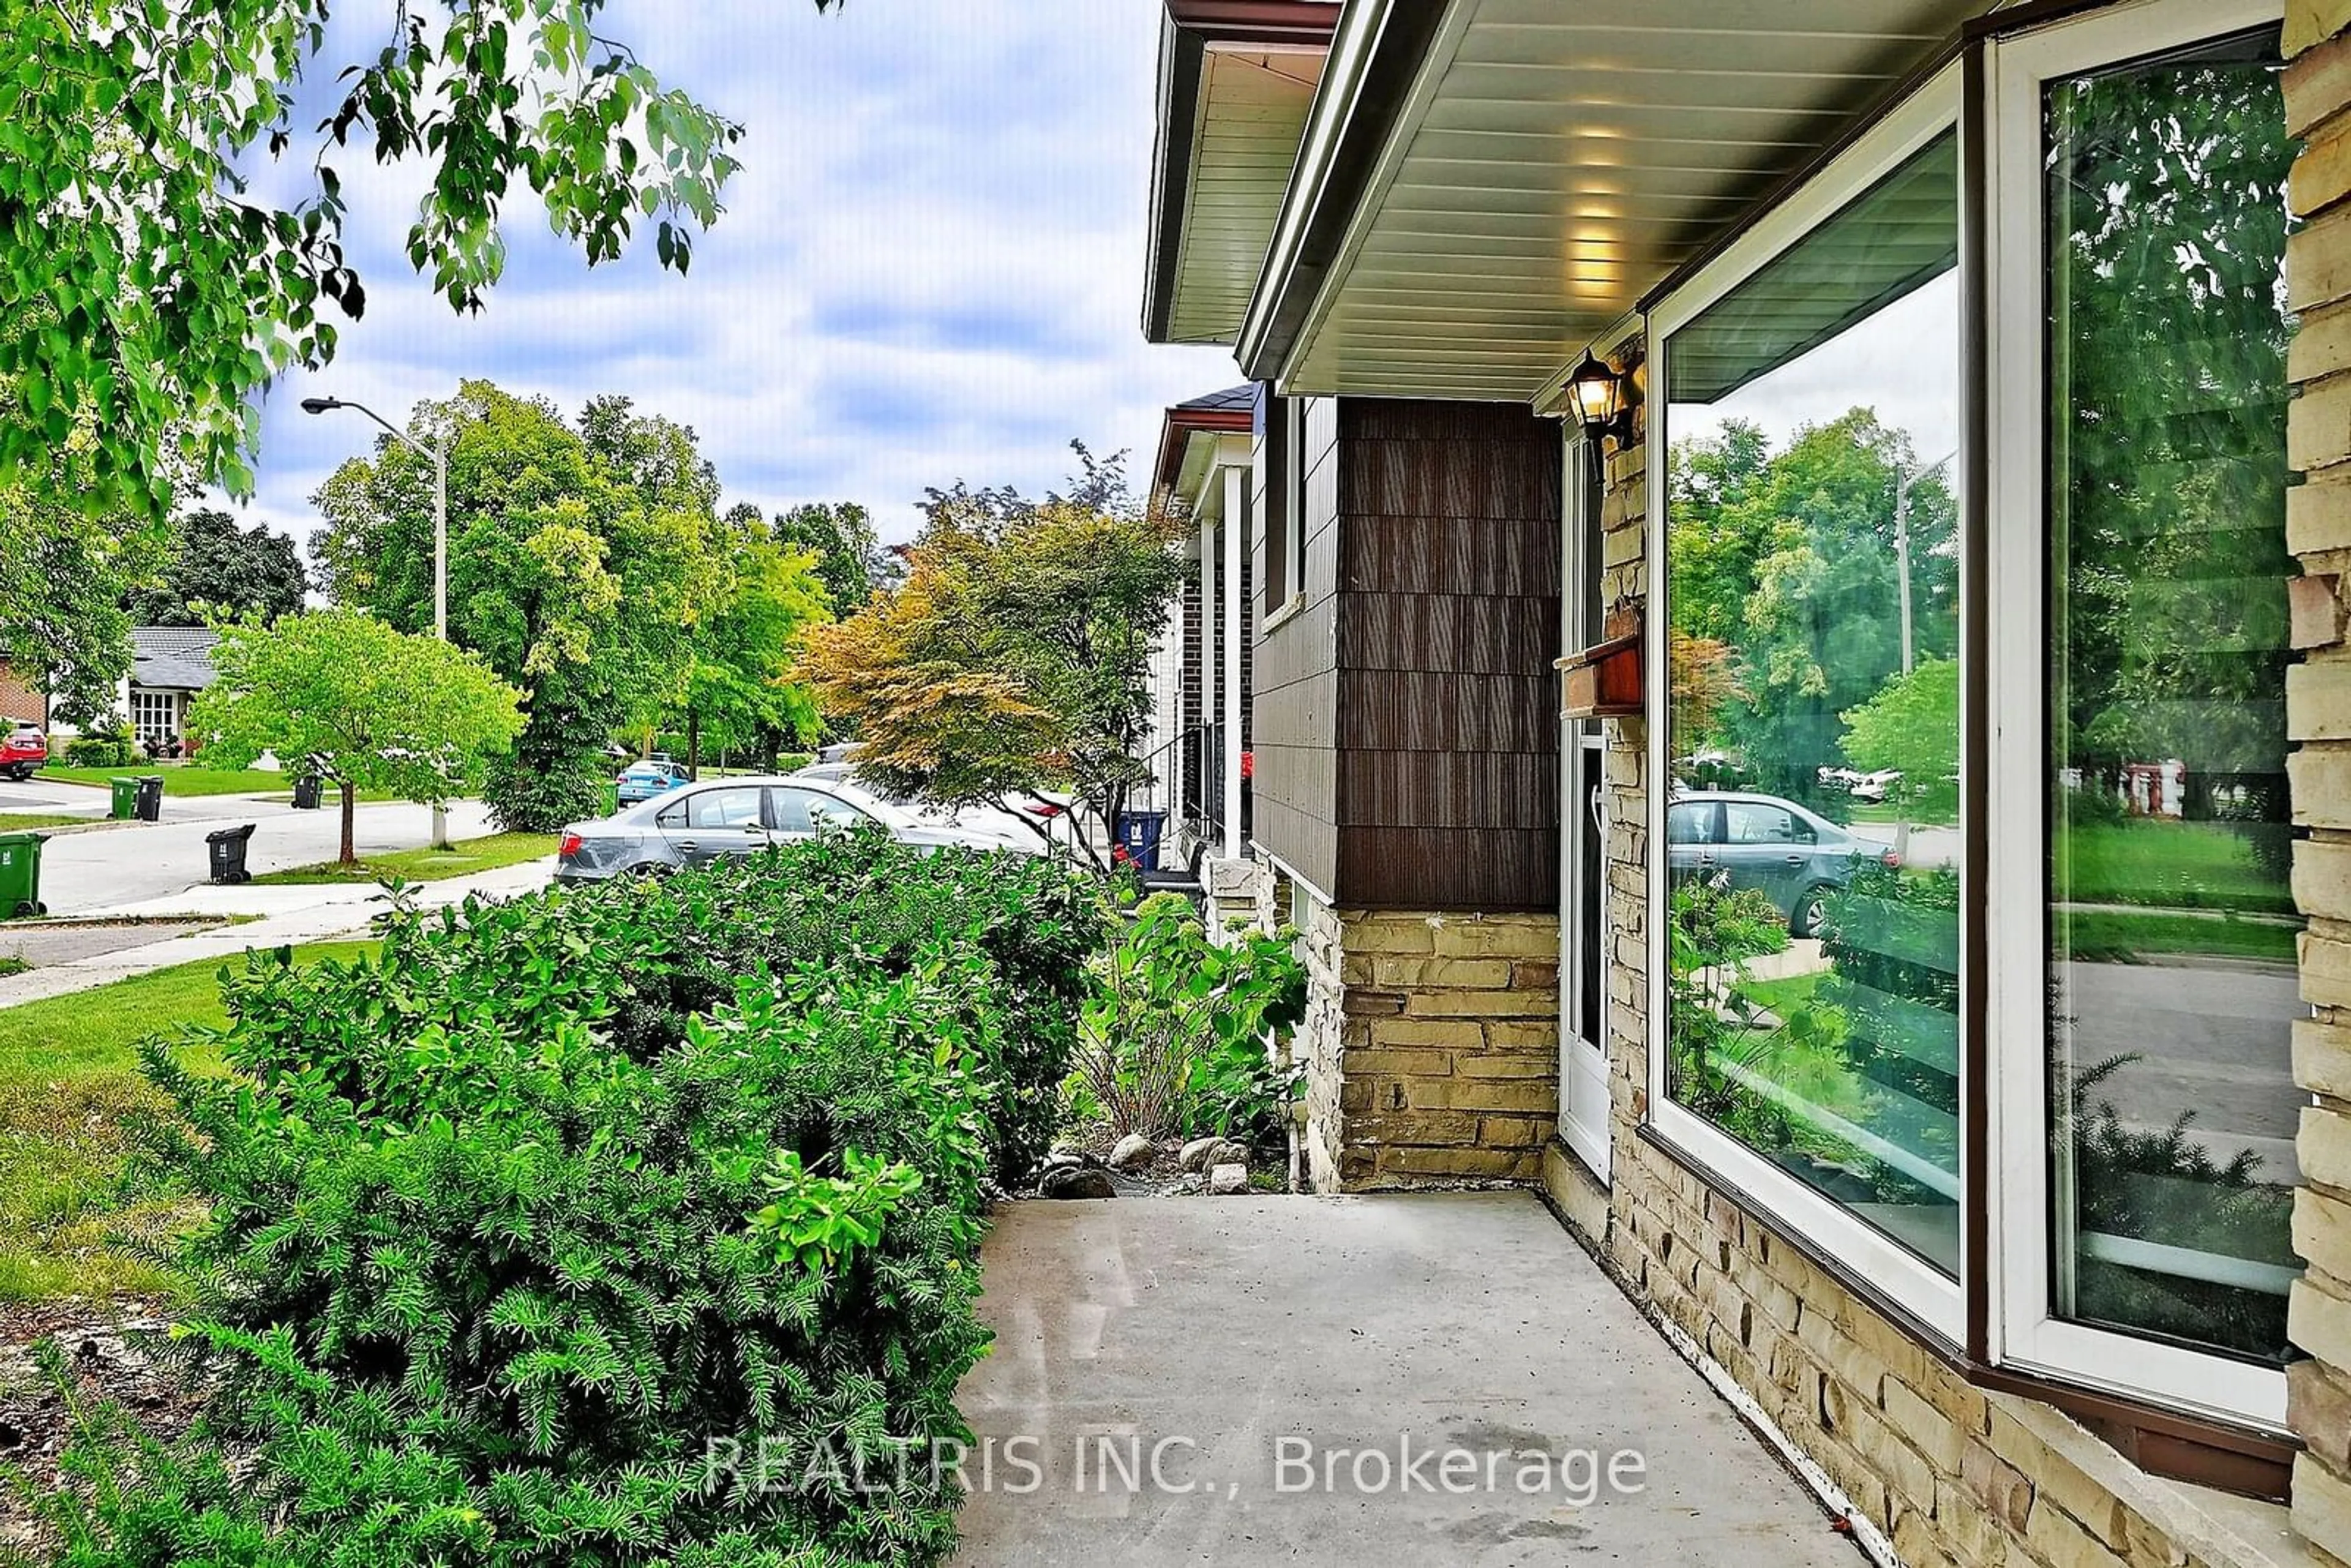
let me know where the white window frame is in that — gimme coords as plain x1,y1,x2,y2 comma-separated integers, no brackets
131,689,177,746
1644,65,1969,1348
1983,0,2290,1430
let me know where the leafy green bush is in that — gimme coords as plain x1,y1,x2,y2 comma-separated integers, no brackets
1073,893,1306,1144
484,715,608,832
1662,875,1790,1125
60,720,136,768
21,835,1099,1568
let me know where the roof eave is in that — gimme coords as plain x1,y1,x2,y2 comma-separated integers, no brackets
1142,1,1342,347
1154,403,1258,498
1233,0,1460,384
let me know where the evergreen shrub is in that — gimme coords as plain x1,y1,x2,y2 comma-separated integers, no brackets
23,833,1098,1568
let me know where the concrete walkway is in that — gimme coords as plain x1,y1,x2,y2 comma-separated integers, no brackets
954,1192,1858,1567
0,859,552,1007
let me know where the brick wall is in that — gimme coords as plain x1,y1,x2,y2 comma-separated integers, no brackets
2289,9,2351,1559
0,661,40,727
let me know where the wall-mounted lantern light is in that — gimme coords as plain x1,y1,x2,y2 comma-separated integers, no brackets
1561,350,1637,446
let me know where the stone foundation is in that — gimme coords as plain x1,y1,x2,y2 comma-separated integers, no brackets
1291,901,1559,1191
1201,855,1268,935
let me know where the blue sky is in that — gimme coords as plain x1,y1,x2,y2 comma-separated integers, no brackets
236,0,1240,550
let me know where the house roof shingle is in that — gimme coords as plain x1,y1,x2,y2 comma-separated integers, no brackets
130,626,219,692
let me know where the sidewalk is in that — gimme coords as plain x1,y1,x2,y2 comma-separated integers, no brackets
0,858,553,1008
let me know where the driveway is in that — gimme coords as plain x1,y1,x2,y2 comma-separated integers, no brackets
954,1193,1857,1567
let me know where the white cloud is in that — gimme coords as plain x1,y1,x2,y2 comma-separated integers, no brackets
225,0,1242,556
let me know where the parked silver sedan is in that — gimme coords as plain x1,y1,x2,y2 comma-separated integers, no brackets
553,775,1037,883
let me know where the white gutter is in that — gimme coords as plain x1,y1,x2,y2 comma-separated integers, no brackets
1234,0,1390,381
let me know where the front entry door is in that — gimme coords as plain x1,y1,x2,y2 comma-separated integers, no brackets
1559,429,1611,1182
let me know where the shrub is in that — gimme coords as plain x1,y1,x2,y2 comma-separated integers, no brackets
28,835,1098,1568
1662,875,1790,1124
1073,893,1306,1144
61,719,137,768
485,715,608,832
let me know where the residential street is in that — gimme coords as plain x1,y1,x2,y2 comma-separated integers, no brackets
0,779,500,914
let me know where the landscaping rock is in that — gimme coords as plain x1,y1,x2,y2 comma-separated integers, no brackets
1108,1133,1155,1171
1209,1161,1249,1195
1180,1136,1250,1173
1039,1165,1117,1200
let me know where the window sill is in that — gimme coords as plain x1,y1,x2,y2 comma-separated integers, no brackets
1628,1122,2298,1501
1259,594,1308,637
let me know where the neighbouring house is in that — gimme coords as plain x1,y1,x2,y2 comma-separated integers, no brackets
1142,0,2351,1559
123,626,219,752
1136,385,1259,914
0,658,44,730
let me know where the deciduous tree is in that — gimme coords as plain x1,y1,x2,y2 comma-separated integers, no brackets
799,449,1183,859
676,515,831,771
0,0,842,524
771,501,896,615
309,381,733,828
189,610,524,864
128,509,310,626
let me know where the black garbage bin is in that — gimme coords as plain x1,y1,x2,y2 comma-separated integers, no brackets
291,774,321,810
1113,809,1168,871
206,823,257,885
135,774,163,822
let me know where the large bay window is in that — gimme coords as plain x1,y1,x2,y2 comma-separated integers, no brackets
1648,0,2302,1431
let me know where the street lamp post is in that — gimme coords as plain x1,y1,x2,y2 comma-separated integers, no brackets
302,395,451,849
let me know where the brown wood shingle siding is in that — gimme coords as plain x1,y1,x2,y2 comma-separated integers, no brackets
1250,395,1561,912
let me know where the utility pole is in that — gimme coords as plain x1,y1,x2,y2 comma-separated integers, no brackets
302,395,452,849
1894,451,1955,675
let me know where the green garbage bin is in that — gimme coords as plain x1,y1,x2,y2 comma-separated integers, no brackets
0,830,47,918
110,776,138,820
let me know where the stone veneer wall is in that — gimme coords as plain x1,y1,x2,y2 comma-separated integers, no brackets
2289,7,2351,1559
1286,888,1560,1192
1542,350,2321,1568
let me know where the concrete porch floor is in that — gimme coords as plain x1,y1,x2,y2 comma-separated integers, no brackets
953,1191,1861,1566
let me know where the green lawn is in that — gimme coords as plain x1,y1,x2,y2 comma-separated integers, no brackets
40,763,287,797
1733,972,1824,1021
0,812,90,831
0,941,375,1302
2060,909,2299,966
2056,819,2295,915
249,831,557,886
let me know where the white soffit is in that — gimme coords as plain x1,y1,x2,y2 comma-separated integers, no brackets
1168,46,1328,345
1286,0,1992,399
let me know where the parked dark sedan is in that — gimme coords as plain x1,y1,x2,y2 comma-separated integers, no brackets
1665,790,1897,936
554,775,1035,883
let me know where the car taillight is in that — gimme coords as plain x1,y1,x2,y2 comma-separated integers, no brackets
558,833,583,859
1027,802,1063,819
1882,849,1902,869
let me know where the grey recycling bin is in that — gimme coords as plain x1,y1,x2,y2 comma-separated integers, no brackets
291,774,322,810
135,775,163,822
